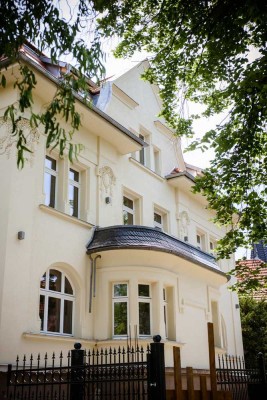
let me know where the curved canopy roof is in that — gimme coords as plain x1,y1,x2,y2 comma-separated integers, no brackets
86,225,226,277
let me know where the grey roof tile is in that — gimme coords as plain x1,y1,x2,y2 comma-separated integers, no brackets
86,225,225,277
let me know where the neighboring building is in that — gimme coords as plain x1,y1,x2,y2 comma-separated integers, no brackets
235,242,267,300
0,44,243,373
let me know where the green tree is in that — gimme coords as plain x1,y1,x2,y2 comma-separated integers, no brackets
239,296,267,363
1,0,267,273
97,0,267,261
0,0,105,167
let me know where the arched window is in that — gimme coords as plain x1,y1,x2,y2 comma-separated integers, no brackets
39,269,74,335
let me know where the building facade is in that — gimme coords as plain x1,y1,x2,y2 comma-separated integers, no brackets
0,44,243,372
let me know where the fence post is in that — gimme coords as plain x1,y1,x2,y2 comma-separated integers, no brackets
70,342,84,400
148,335,166,400
173,347,183,400
207,322,218,400
257,352,267,390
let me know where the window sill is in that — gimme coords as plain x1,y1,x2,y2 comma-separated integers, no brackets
129,157,164,182
23,332,96,346
39,204,94,228
23,332,186,349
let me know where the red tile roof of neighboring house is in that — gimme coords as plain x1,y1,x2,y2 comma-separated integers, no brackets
236,259,267,300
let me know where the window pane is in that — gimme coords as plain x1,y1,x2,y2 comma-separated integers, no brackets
164,305,168,338
154,213,162,224
69,185,79,217
123,210,133,225
114,284,127,297
63,300,73,334
47,297,60,332
40,273,46,289
39,295,45,331
114,302,128,335
69,168,79,182
49,269,62,292
65,277,73,295
44,173,56,208
139,302,150,335
45,156,56,170
123,197,133,210
138,284,150,297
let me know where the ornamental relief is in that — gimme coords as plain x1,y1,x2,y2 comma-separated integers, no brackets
0,117,40,165
178,210,190,241
99,165,116,197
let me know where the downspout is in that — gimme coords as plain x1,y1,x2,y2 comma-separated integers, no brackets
89,255,94,313
88,254,101,313
93,255,101,298
96,136,100,226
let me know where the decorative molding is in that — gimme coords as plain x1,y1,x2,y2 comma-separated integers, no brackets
112,84,139,109
154,120,175,136
99,166,116,197
129,157,164,182
0,117,40,165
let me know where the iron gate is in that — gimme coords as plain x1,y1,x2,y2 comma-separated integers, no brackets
216,353,267,400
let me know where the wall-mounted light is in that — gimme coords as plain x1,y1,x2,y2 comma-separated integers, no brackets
235,304,240,309
105,196,111,204
18,231,25,240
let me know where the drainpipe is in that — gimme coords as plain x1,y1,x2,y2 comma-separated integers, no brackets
96,136,100,226
88,254,101,313
93,255,101,298
89,255,94,313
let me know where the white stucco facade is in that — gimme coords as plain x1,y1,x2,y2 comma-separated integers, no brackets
0,46,243,371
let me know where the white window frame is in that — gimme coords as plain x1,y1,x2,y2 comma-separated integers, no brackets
154,205,169,232
154,211,163,230
137,128,150,168
112,283,129,337
196,231,206,251
152,146,161,175
123,195,135,225
139,134,146,166
39,269,75,336
44,155,58,208
138,284,152,337
209,238,216,255
69,167,81,218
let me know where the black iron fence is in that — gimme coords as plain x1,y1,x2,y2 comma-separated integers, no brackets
5,337,166,400
216,353,267,400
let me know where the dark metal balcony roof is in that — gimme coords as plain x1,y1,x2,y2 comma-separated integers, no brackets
86,225,226,277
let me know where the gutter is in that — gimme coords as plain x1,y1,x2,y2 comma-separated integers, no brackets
165,171,196,183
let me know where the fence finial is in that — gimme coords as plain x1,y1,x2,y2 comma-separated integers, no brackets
74,342,82,350
153,335,161,343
